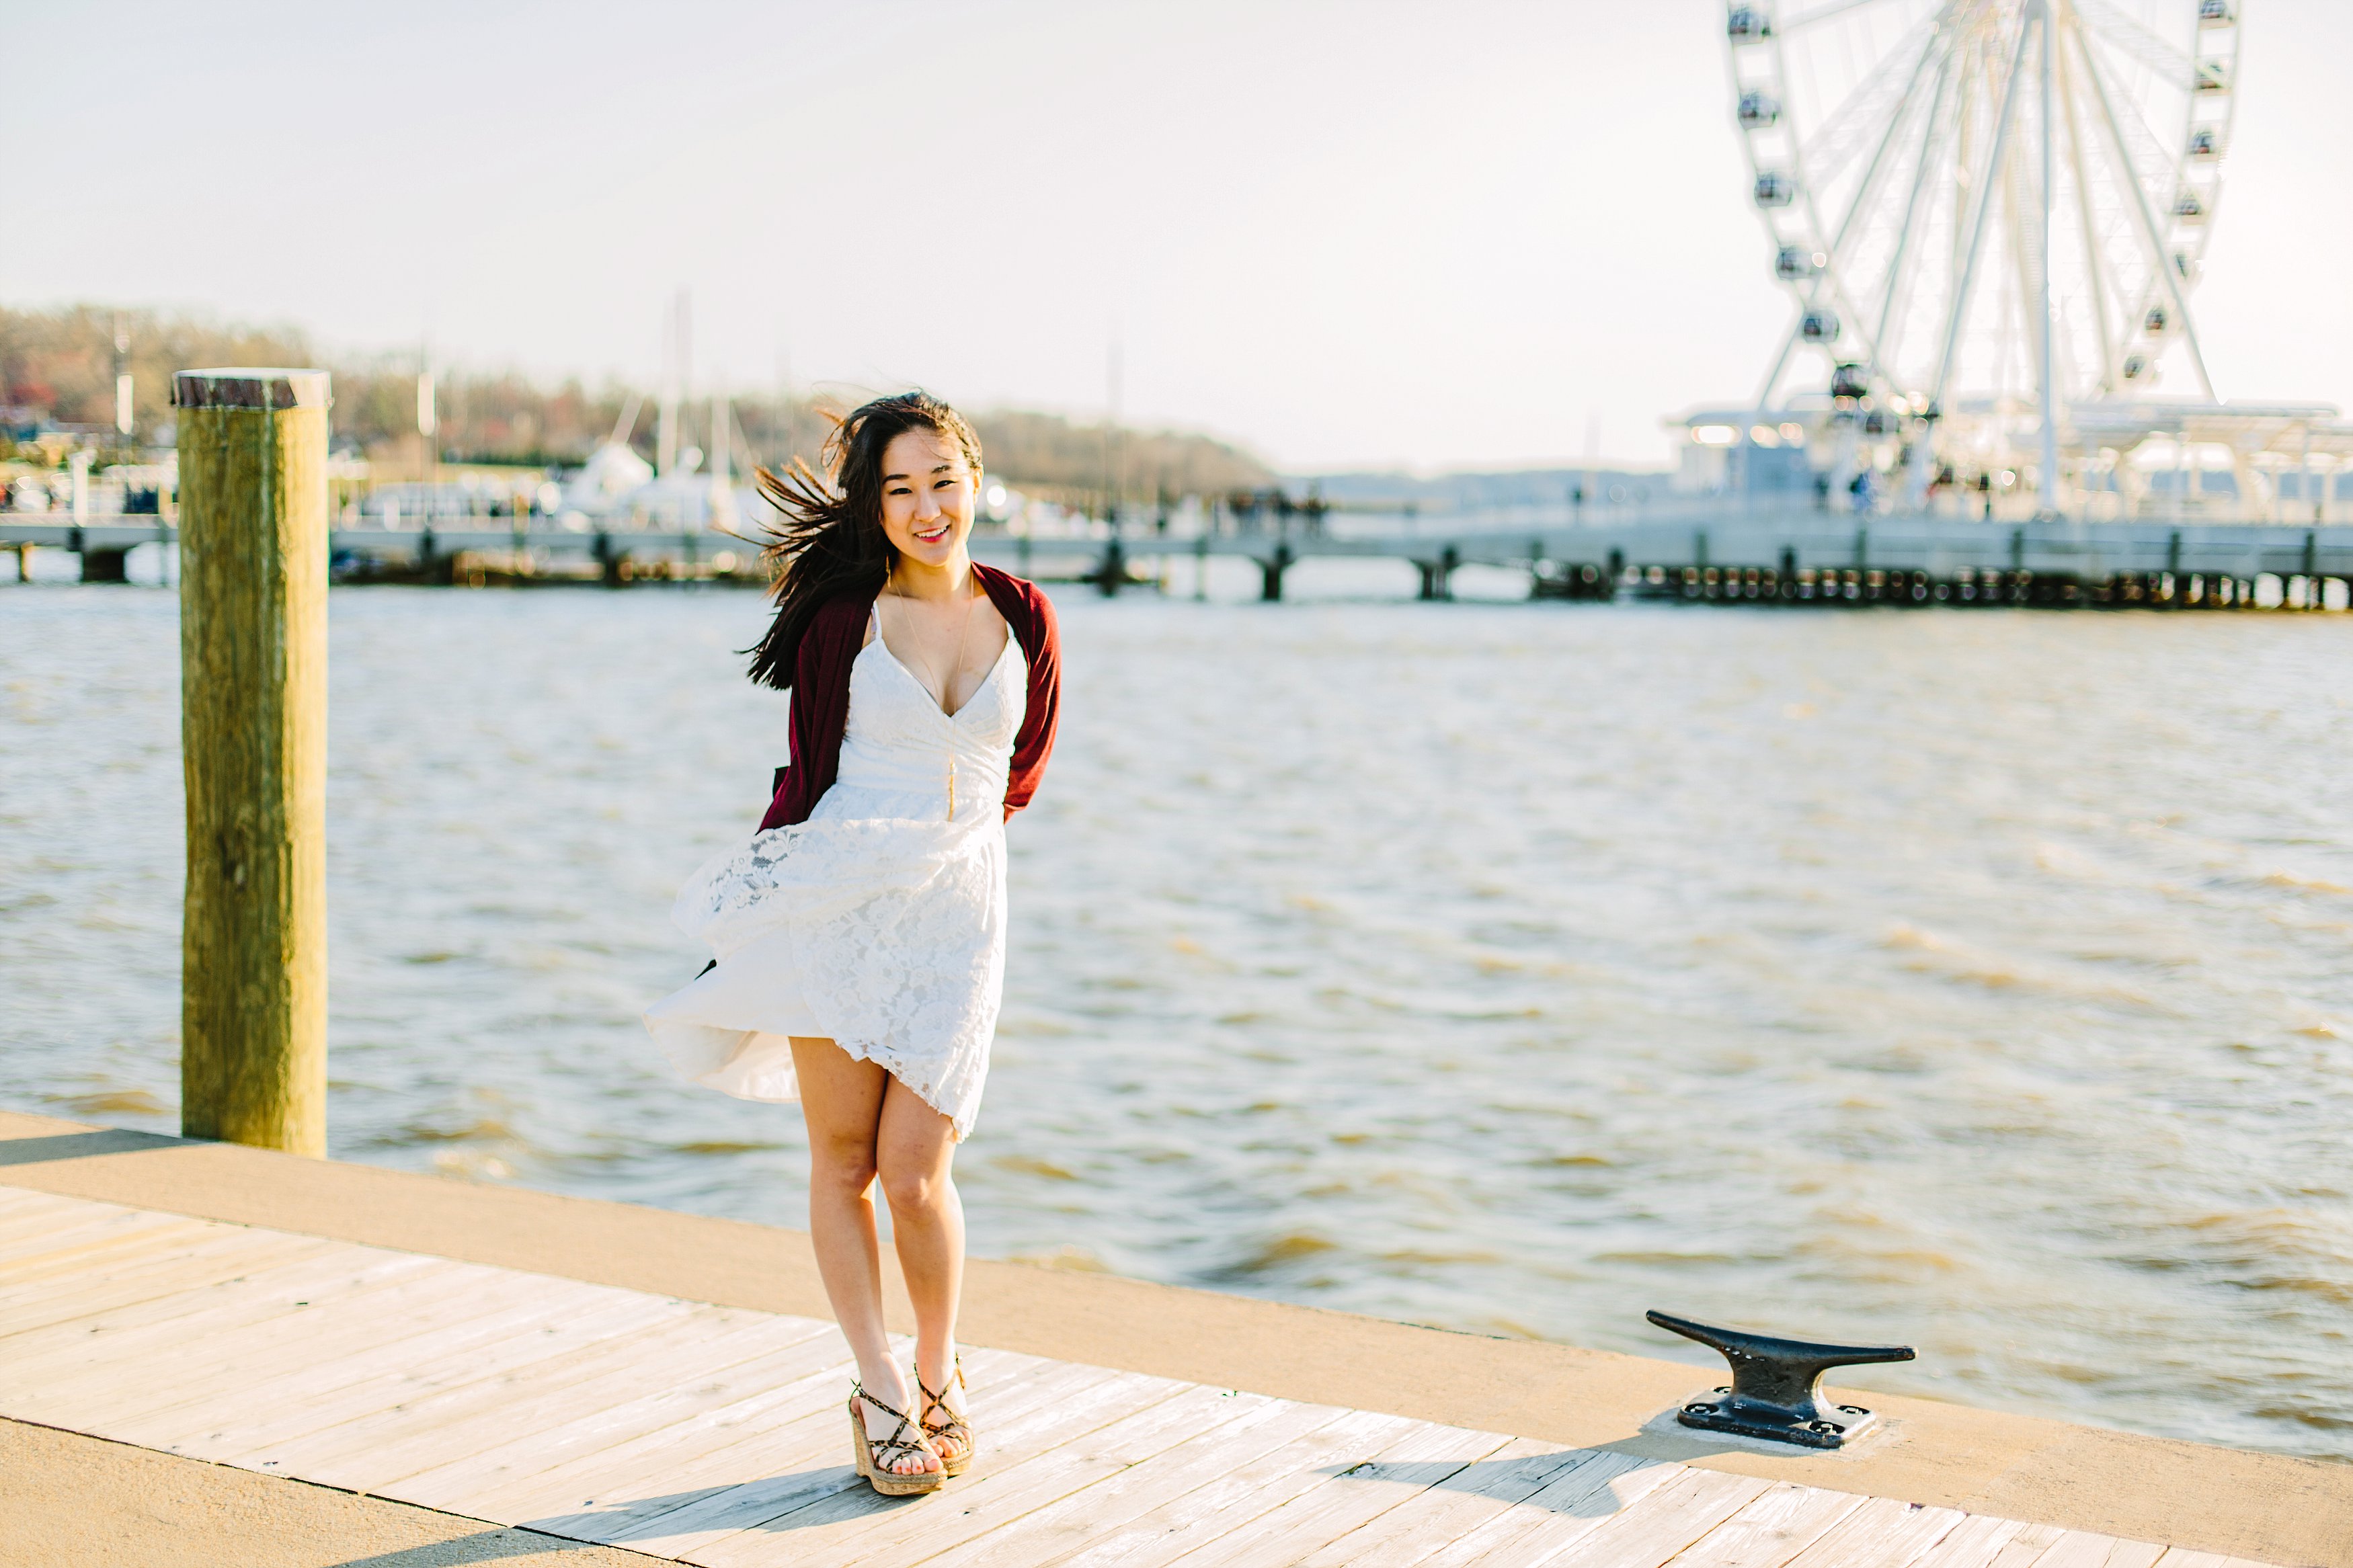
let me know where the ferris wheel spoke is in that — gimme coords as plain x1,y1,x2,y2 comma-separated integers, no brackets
1872,36,1963,382
1798,13,1942,185
2067,9,2217,399
2055,18,2121,396
2071,0,2196,83
1825,23,1949,251
1781,17,1952,390
1999,108,2041,417
1778,0,1905,33
1930,8,2036,412
2073,21,2177,180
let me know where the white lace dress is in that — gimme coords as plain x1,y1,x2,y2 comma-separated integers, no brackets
643,616,1028,1139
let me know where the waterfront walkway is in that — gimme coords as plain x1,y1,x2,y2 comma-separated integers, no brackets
0,1177,2301,1567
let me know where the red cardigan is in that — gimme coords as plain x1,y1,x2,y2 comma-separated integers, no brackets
757,563,1062,830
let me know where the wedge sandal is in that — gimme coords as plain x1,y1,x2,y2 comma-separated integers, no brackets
917,1356,974,1478
848,1385,943,1496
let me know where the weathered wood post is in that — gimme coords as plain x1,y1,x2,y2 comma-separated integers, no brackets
174,368,331,1154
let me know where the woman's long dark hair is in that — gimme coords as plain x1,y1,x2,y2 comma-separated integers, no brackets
745,391,985,691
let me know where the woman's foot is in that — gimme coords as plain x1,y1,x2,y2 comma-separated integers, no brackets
850,1380,942,1491
916,1354,972,1476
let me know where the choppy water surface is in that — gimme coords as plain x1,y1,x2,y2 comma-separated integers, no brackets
4,577,2349,1459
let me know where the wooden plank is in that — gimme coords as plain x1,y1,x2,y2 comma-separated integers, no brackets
0,1186,132,1218
111,1271,668,1455
377,1317,844,1509
495,1339,1068,1542
0,1247,448,1393
33,1257,595,1436
11,1268,476,1434
0,1213,100,1255
328,1307,825,1496
1291,1440,1615,1568
1987,1528,2079,1568
1449,1464,1771,1568
0,1231,335,1338
1905,1516,2039,1568
1781,1495,1969,1568
0,1200,175,1257
918,1393,1357,1568
1095,1415,1517,1568
516,1346,1062,1553
599,1358,1133,1561
0,1186,91,1223
1040,1409,1472,1568
224,1296,749,1488
679,1367,1190,1567
449,1342,865,1526
1405,1449,1685,1568
0,1213,282,1286
498,1350,943,1546
192,1287,692,1467
2030,1535,2166,1568
0,1239,442,1356
1660,1482,1869,1568
0,1214,253,1282
0,1194,148,1231
766,1378,1238,1568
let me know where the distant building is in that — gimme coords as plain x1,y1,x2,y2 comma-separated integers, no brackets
1670,409,1819,498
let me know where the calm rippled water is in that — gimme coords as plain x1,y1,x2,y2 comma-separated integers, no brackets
4,573,2349,1460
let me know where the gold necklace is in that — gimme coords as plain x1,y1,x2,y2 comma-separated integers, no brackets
887,575,979,819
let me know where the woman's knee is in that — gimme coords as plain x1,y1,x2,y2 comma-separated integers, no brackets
808,1134,878,1197
877,1155,949,1216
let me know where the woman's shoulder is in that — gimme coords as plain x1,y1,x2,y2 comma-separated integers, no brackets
811,589,878,632
795,589,879,667
973,563,1058,634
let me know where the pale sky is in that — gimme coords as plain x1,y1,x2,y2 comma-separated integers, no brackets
7,0,2346,470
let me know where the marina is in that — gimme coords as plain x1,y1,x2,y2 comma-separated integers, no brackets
7,3,2353,1558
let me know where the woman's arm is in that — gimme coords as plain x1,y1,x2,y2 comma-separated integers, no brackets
1002,584,1060,819
758,597,863,831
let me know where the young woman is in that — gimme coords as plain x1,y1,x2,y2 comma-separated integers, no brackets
644,392,1060,1495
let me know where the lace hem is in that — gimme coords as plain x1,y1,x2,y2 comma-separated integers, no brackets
662,808,1006,1137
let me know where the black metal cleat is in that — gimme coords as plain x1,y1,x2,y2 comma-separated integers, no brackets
1647,1309,1915,1450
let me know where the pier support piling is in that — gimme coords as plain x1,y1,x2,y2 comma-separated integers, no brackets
73,527,131,583
1093,536,1127,597
173,368,331,1156
1416,545,1459,602
1259,542,1293,602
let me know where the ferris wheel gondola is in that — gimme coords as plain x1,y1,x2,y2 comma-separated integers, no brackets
1722,0,2242,512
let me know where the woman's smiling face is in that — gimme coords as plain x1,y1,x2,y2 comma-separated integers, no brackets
877,427,979,569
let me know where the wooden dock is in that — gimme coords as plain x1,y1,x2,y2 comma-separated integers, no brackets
0,1185,2288,1568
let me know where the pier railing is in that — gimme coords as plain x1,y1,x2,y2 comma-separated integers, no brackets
8,507,2351,607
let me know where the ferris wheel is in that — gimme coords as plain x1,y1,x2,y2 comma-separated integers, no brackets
1724,0,2241,503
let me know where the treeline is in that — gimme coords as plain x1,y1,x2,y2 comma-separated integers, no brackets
0,304,1274,503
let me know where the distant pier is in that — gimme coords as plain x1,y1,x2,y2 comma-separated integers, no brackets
7,507,2352,610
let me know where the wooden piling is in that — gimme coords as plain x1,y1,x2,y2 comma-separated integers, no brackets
173,368,331,1155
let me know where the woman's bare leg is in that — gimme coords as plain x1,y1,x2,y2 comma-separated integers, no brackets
789,1036,939,1477
875,1079,967,1462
